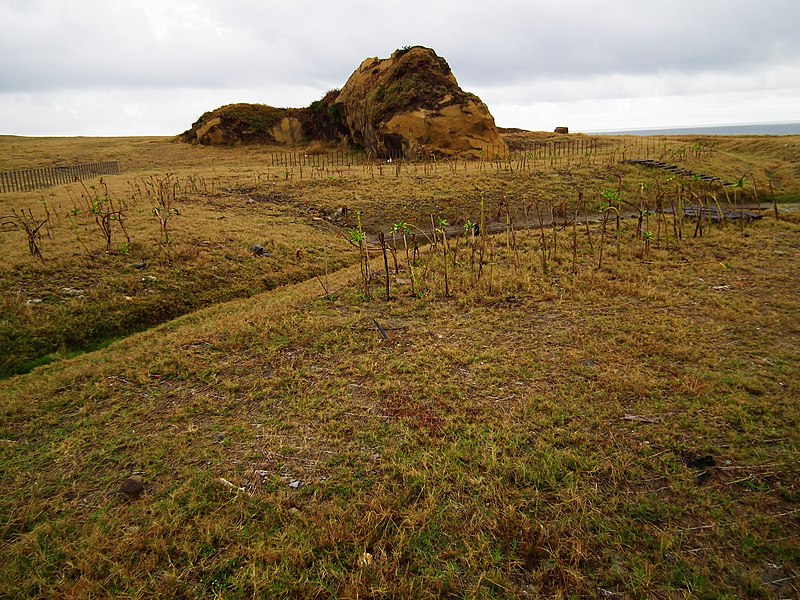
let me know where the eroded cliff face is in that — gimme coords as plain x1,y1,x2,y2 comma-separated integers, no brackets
181,47,505,158
333,47,504,158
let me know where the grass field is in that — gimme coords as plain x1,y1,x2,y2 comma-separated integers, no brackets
1,133,799,598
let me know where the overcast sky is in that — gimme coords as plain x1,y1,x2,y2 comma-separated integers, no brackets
1,0,799,136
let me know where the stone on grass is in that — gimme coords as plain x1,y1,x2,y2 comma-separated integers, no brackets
120,475,144,498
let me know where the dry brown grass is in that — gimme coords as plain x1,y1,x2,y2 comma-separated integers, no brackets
1,134,799,598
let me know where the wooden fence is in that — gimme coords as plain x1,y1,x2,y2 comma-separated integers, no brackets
263,140,613,166
482,138,607,160
481,136,679,162
264,136,683,169
0,161,121,194
266,149,372,168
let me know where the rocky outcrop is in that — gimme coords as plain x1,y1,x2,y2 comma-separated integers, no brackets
180,46,505,158
179,104,306,146
333,46,505,158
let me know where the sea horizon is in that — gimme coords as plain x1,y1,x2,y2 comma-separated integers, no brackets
582,120,800,136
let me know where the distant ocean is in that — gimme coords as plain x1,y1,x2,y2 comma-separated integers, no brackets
584,121,800,136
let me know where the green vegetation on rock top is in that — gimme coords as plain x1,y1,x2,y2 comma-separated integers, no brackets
368,47,467,122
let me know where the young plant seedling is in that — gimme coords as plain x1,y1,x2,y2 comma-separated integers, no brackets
599,189,622,264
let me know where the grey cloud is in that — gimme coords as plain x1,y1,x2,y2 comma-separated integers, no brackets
3,0,796,94
445,1,800,85
1,0,798,135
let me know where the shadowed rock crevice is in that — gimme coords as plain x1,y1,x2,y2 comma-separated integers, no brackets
180,46,505,158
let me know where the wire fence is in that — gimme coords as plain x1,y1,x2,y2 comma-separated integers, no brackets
0,161,120,194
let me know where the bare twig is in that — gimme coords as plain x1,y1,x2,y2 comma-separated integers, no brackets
372,318,389,340
219,477,250,495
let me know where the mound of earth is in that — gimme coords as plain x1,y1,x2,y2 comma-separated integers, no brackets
179,89,346,147
179,104,297,146
180,46,505,158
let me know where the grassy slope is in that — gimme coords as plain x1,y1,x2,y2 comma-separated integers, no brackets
1,134,799,598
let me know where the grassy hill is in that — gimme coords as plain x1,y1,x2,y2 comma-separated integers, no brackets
1,134,799,597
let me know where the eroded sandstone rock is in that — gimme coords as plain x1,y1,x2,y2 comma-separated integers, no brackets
180,46,506,158
334,46,504,158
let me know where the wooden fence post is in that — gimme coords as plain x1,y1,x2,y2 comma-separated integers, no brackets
0,160,121,193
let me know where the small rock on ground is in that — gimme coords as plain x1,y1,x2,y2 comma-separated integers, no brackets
120,475,144,497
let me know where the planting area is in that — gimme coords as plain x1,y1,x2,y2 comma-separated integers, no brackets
1,133,799,598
